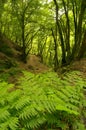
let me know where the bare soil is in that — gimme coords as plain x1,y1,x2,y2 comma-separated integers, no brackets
70,58,86,77
17,54,49,73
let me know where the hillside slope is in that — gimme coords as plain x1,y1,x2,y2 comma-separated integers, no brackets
0,33,86,75
0,34,49,73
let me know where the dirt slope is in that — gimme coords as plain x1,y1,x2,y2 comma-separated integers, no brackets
0,34,49,73
0,34,86,74
70,59,86,76
17,54,49,73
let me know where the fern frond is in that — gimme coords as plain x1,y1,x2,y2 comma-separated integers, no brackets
0,71,86,130
0,106,10,121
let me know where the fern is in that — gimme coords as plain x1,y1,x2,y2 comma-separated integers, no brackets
0,71,86,130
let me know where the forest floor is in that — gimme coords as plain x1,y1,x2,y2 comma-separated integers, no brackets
0,51,86,86
0,36,86,129
17,54,49,73
0,35,86,80
58,58,86,78
18,56,86,78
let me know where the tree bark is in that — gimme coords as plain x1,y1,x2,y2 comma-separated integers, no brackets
51,28,59,71
53,0,66,65
77,30,86,59
71,0,86,59
62,0,71,63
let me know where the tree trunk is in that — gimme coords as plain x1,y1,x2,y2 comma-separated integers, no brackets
71,0,86,59
77,30,86,59
53,0,66,65
51,28,59,71
21,12,27,63
62,0,71,63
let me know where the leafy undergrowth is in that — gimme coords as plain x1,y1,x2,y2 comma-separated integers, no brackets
0,67,22,83
0,71,86,130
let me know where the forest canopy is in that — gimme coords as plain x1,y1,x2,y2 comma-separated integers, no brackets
0,0,86,70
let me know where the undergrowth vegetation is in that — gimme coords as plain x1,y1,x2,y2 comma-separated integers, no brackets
0,67,21,82
0,71,86,130
0,42,13,57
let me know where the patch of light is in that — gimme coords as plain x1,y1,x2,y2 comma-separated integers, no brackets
47,0,52,3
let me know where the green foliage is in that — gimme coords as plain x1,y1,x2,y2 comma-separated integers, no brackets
0,73,10,81
0,0,86,66
0,68,21,82
0,42,13,56
0,59,17,70
0,71,86,130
